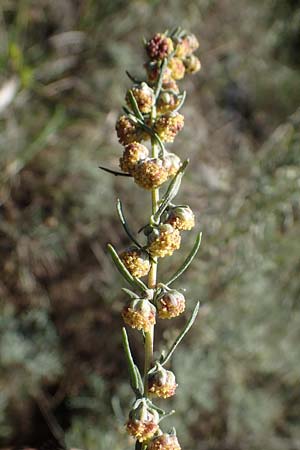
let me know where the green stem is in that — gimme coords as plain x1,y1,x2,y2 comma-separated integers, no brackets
143,103,159,394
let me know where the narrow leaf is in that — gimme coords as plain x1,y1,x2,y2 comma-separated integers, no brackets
122,327,143,395
152,159,189,224
173,91,186,113
159,410,176,423
127,90,144,122
107,244,147,291
117,198,142,249
160,302,200,366
126,71,142,84
167,231,202,286
134,365,144,396
99,166,131,177
122,288,139,299
155,58,168,99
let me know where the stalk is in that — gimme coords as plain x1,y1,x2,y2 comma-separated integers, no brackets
144,105,159,393
107,29,202,449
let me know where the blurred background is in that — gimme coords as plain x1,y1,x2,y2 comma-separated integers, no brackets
0,0,300,449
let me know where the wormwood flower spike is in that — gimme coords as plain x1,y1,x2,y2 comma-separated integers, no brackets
103,27,202,449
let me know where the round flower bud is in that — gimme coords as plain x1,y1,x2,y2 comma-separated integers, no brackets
133,158,169,190
148,433,181,450
157,92,180,114
126,83,155,114
126,401,159,442
156,289,185,319
120,246,150,278
119,142,149,174
145,62,172,85
146,33,174,61
175,33,199,58
166,206,195,231
148,364,177,398
116,115,148,145
148,224,181,258
154,113,184,143
162,152,182,177
183,54,201,74
122,298,156,332
168,57,185,80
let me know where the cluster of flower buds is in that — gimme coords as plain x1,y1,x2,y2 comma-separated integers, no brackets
106,27,201,450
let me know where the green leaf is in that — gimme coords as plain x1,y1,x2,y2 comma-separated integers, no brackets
107,244,147,292
160,302,200,366
152,159,189,225
127,90,144,122
117,198,142,249
122,328,144,396
166,231,202,286
155,58,168,99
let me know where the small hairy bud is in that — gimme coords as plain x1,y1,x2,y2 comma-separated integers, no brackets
168,57,185,80
133,158,169,190
148,364,177,398
146,33,174,60
175,33,199,58
156,289,185,319
126,83,155,114
148,224,181,258
154,113,184,143
119,142,149,174
183,54,201,74
162,152,182,177
122,298,156,332
116,115,148,145
120,246,150,278
148,433,181,450
126,401,159,442
166,205,195,231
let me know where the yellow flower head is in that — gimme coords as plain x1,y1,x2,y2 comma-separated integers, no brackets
148,224,181,258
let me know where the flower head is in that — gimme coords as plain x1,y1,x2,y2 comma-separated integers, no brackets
119,142,149,174
146,33,174,60
148,433,181,450
120,246,150,278
168,57,185,80
148,364,177,398
166,205,195,231
148,224,181,258
175,33,199,58
156,289,185,319
154,113,184,143
126,83,155,114
122,298,156,332
116,115,148,145
126,400,159,442
133,158,169,190
183,54,201,74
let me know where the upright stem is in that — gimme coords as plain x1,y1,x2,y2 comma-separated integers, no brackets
144,104,159,394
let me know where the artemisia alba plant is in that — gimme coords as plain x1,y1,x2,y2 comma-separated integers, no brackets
102,27,202,450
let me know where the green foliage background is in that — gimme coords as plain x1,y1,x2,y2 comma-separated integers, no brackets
0,0,299,449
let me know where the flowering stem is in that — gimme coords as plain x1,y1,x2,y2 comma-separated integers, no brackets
143,104,159,394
